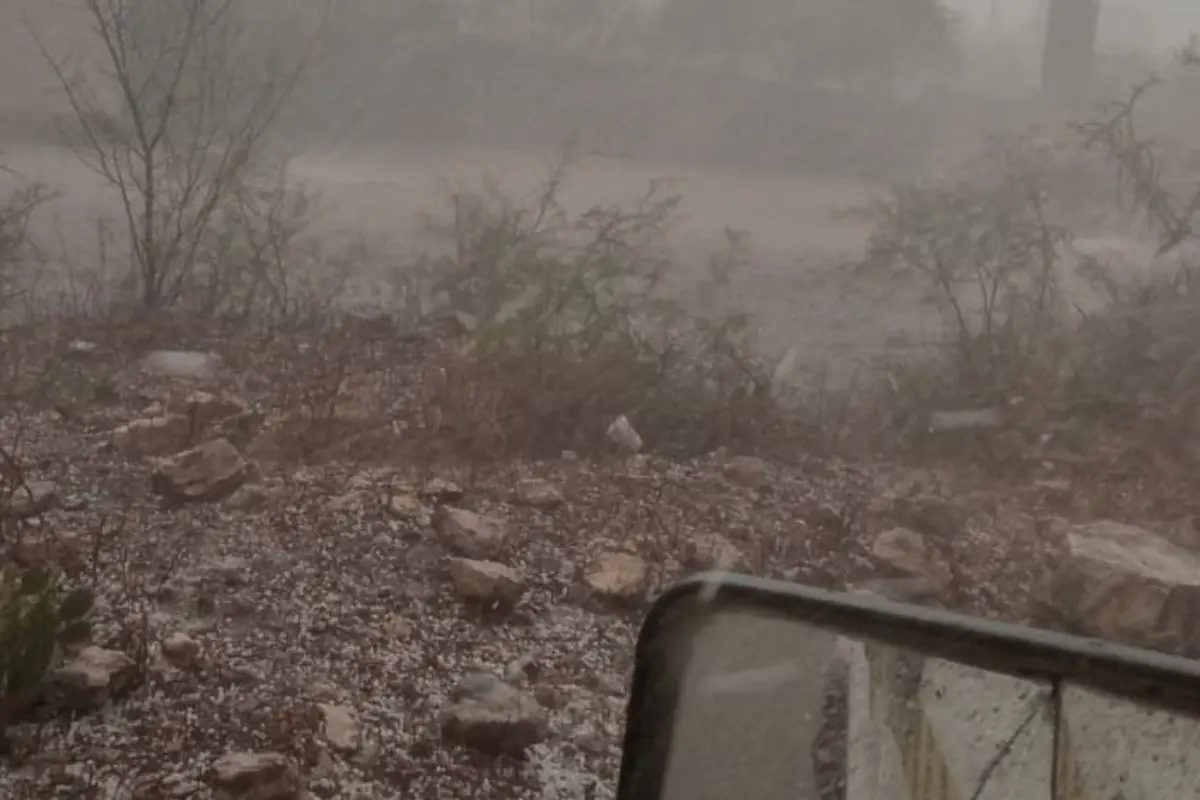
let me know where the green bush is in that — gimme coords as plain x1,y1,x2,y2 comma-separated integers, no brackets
0,566,93,747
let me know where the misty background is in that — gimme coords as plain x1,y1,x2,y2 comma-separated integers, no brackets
4,7,1200,795
3,0,1198,170
0,0,1198,366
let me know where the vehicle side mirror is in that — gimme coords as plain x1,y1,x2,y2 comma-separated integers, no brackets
616,572,1200,800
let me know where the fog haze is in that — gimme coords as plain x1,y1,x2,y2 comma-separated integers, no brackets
4,3,1200,799
0,0,1193,362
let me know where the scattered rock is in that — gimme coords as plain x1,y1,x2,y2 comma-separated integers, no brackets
324,491,364,513
46,646,138,711
151,438,251,505
849,577,943,605
224,484,272,511
514,478,563,508
771,345,799,389
450,669,505,701
584,552,650,604
318,703,360,754
213,409,266,450
111,415,193,458
211,751,303,800
430,310,478,339
161,632,201,669
312,747,338,779
383,492,428,522
927,408,1002,432
184,391,249,432
574,725,610,756
871,527,952,588
141,350,225,381
1153,515,1200,554
445,557,527,610
12,529,84,571
1042,419,1093,455
1050,520,1200,653
197,555,250,591
620,454,651,479
418,478,464,504
65,339,98,358
346,470,391,492
307,682,340,703
683,534,746,571
181,391,263,449
502,652,542,685
1033,478,1073,510
0,480,60,519
381,614,412,639
606,415,643,453
1033,478,1072,494
434,506,508,559
724,455,769,487
440,672,549,756
885,495,963,542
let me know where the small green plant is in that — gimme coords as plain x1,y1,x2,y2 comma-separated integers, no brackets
0,565,94,748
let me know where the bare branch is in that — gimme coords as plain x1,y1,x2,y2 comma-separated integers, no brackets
26,0,331,308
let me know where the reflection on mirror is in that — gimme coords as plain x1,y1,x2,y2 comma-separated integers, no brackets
1058,683,1200,799
656,608,1056,800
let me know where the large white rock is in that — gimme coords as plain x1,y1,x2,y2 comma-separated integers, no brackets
1051,520,1200,652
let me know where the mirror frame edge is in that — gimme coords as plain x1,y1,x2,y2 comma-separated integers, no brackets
615,570,1200,800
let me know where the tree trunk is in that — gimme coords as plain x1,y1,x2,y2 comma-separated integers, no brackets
1041,0,1101,106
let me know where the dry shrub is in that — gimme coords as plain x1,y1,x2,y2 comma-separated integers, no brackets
839,45,1200,507
8,157,812,467
244,317,428,466
30,0,326,310
1045,60,1200,510
843,138,1073,453
0,174,52,321
184,163,362,333
0,170,57,408
1058,53,1200,423
397,165,811,461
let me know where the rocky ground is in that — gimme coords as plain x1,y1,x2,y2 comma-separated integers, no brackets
0,335,989,800
3,324,1200,800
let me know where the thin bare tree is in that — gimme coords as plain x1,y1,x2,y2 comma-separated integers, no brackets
26,0,329,309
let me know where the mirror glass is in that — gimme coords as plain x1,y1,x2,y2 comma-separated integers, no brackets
1057,683,1200,799
656,608,1057,800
